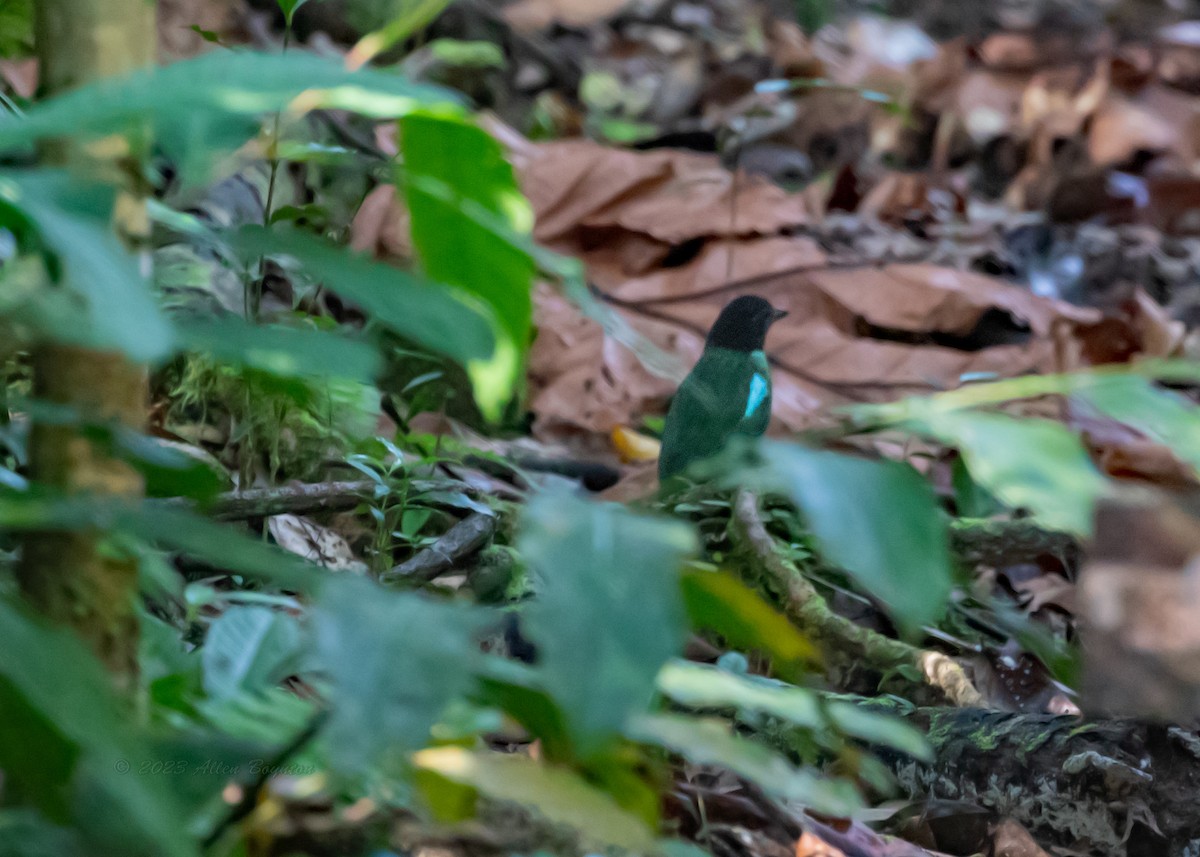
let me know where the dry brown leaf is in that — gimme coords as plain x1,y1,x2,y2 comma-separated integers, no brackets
1076,287,1184,363
351,128,1110,453
503,0,631,33
1081,496,1200,719
1157,21,1200,93
990,818,1053,857
767,19,823,78
268,514,366,572
531,257,1100,440
802,815,943,857
819,16,938,97
0,58,36,99
350,183,411,258
522,139,809,249
1088,95,1179,167
157,0,236,60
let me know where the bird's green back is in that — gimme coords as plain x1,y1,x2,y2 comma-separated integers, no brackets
658,347,772,480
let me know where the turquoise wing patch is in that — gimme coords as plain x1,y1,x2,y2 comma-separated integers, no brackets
744,373,770,420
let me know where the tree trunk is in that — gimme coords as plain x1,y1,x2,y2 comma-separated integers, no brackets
19,0,156,689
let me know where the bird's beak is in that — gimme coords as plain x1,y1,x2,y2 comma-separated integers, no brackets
771,308,789,322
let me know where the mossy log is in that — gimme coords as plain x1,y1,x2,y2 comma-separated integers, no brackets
879,706,1200,856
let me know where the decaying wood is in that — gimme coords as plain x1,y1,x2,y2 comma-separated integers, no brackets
878,707,1200,856
171,479,478,520
950,518,1080,569
380,512,498,584
730,490,983,707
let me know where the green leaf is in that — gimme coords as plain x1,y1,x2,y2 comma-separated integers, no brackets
111,431,225,501
231,225,495,373
412,747,658,853
198,687,318,746
0,172,173,361
188,25,222,44
657,661,931,761
907,411,1104,536
0,51,459,183
0,678,78,822
348,0,452,59
656,661,823,728
129,504,322,593
752,442,952,635
201,606,304,700
474,668,574,763
0,0,31,59
822,700,932,761
177,316,381,384
520,492,696,754
313,578,487,774
680,567,818,676
400,110,535,420
277,0,312,26
1074,375,1200,476
0,809,79,857
0,598,197,857
425,39,505,69
626,713,861,816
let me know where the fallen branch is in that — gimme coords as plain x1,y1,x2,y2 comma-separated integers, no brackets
730,490,983,707
162,479,478,521
380,512,498,584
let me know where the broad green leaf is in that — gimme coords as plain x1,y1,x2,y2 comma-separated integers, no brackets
111,430,226,501
0,678,77,822
0,51,459,182
626,713,861,816
680,567,818,675
0,172,173,361
907,410,1104,536
349,0,454,65
177,316,381,384
231,226,495,372
314,578,487,774
657,661,931,761
424,39,506,69
198,687,318,747
1074,375,1200,475
400,111,535,420
474,668,575,763
412,747,657,853
140,728,296,816
129,504,323,593
822,700,931,761
0,0,31,59
656,661,822,728
0,598,197,857
0,489,110,530
520,492,696,754
201,606,304,700
0,809,79,857
751,442,952,635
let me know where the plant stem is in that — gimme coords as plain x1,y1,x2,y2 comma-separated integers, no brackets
249,25,292,321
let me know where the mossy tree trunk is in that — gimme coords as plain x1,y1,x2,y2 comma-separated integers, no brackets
18,0,156,689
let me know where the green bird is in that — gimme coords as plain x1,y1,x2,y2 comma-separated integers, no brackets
658,295,788,481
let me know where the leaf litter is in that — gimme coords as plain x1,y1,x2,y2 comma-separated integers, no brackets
59,2,1200,855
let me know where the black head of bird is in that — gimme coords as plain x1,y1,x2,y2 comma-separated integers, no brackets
705,295,789,352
